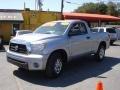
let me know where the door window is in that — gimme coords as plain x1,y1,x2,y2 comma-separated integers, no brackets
99,29,104,32
69,23,87,36
106,28,116,33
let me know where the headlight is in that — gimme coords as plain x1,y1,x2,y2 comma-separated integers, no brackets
32,43,45,51
34,43,45,51
26,42,32,53
31,43,46,54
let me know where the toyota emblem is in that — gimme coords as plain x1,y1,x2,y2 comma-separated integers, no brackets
14,45,18,51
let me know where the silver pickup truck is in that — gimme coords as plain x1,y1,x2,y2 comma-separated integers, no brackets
7,20,110,78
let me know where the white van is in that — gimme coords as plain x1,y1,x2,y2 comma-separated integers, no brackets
15,30,32,37
92,27,118,44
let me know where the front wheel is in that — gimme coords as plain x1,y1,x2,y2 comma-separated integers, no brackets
94,45,105,62
45,52,63,78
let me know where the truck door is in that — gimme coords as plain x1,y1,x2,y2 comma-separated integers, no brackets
68,22,92,57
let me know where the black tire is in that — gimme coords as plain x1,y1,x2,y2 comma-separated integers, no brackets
18,67,28,72
94,45,105,62
45,52,63,78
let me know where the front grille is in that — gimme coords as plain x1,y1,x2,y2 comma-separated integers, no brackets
9,43,27,54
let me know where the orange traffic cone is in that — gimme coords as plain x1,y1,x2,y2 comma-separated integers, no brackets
96,81,104,90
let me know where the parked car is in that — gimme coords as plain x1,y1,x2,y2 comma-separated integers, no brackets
7,20,110,78
11,30,32,39
114,27,120,40
91,27,118,44
15,30,32,37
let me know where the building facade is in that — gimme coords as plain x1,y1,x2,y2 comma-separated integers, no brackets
0,9,61,42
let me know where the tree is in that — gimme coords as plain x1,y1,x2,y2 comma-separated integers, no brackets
35,0,43,11
116,3,120,16
74,2,119,16
74,3,98,13
74,2,107,14
107,2,118,16
96,2,107,14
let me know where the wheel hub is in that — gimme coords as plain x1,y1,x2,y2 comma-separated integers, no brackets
54,59,62,74
99,48,105,59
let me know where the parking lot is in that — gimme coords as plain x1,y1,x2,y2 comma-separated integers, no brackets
0,41,120,90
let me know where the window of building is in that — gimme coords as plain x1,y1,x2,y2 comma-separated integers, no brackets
12,24,20,36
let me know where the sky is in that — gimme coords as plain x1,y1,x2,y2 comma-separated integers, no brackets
0,0,112,12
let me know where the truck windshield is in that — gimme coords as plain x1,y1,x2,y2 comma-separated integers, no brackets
34,21,70,35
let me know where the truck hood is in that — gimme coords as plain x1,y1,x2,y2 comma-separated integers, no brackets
11,33,60,43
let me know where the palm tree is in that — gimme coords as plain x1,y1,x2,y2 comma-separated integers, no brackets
35,0,43,10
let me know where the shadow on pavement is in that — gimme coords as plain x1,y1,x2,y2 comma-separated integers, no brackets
13,56,120,87
111,44,120,46
111,41,120,46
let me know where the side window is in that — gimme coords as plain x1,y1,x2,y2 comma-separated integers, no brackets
69,23,87,36
99,29,104,32
79,23,87,34
106,28,116,33
12,24,20,36
70,23,81,35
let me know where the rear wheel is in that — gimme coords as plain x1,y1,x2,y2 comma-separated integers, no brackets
45,52,63,78
95,45,105,62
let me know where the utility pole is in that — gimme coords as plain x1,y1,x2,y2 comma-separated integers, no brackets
61,0,64,20
24,2,26,10
35,0,37,10
37,0,43,11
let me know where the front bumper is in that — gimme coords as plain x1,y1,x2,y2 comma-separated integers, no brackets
7,57,28,69
7,50,49,70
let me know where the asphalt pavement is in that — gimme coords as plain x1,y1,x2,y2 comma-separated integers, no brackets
0,41,120,90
